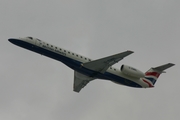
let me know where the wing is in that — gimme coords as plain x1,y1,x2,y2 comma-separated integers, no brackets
73,71,95,93
82,50,133,74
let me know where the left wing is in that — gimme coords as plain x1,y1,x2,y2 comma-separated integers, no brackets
73,71,95,93
82,50,133,74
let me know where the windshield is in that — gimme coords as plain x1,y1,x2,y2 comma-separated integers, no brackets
27,37,33,39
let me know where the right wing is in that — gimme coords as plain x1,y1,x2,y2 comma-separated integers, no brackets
82,51,133,74
73,71,95,93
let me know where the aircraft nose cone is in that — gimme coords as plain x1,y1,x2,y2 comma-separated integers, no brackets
8,38,22,46
8,38,16,43
8,38,20,44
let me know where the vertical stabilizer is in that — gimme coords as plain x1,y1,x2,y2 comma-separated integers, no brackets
142,63,175,87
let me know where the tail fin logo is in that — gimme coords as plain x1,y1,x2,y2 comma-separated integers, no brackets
143,70,160,86
142,79,154,87
145,72,160,78
143,63,175,87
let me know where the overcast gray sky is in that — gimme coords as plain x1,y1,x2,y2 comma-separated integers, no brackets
1,0,180,120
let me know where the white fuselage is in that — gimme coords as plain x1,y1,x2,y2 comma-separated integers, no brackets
9,37,150,88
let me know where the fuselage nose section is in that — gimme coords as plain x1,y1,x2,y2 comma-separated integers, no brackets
8,38,18,44
8,38,24,47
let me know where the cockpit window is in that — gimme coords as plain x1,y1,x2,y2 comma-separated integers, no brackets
27,37,33,39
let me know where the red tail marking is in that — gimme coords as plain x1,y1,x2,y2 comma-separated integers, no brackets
145,72,160,78
142,79,154,88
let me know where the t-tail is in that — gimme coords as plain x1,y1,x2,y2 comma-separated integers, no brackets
142,63,175,87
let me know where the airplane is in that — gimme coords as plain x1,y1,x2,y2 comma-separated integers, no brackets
9,37,175,92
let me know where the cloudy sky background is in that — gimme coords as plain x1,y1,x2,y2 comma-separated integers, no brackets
1,0,180,120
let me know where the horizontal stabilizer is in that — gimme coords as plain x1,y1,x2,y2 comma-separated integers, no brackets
152,63,175,73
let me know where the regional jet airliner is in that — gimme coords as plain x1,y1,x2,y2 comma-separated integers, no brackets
9,37,175,92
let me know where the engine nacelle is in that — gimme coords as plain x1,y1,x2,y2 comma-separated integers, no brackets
120,65,145,78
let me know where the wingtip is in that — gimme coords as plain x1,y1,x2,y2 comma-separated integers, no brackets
168,63,175,67
127,50,134,53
